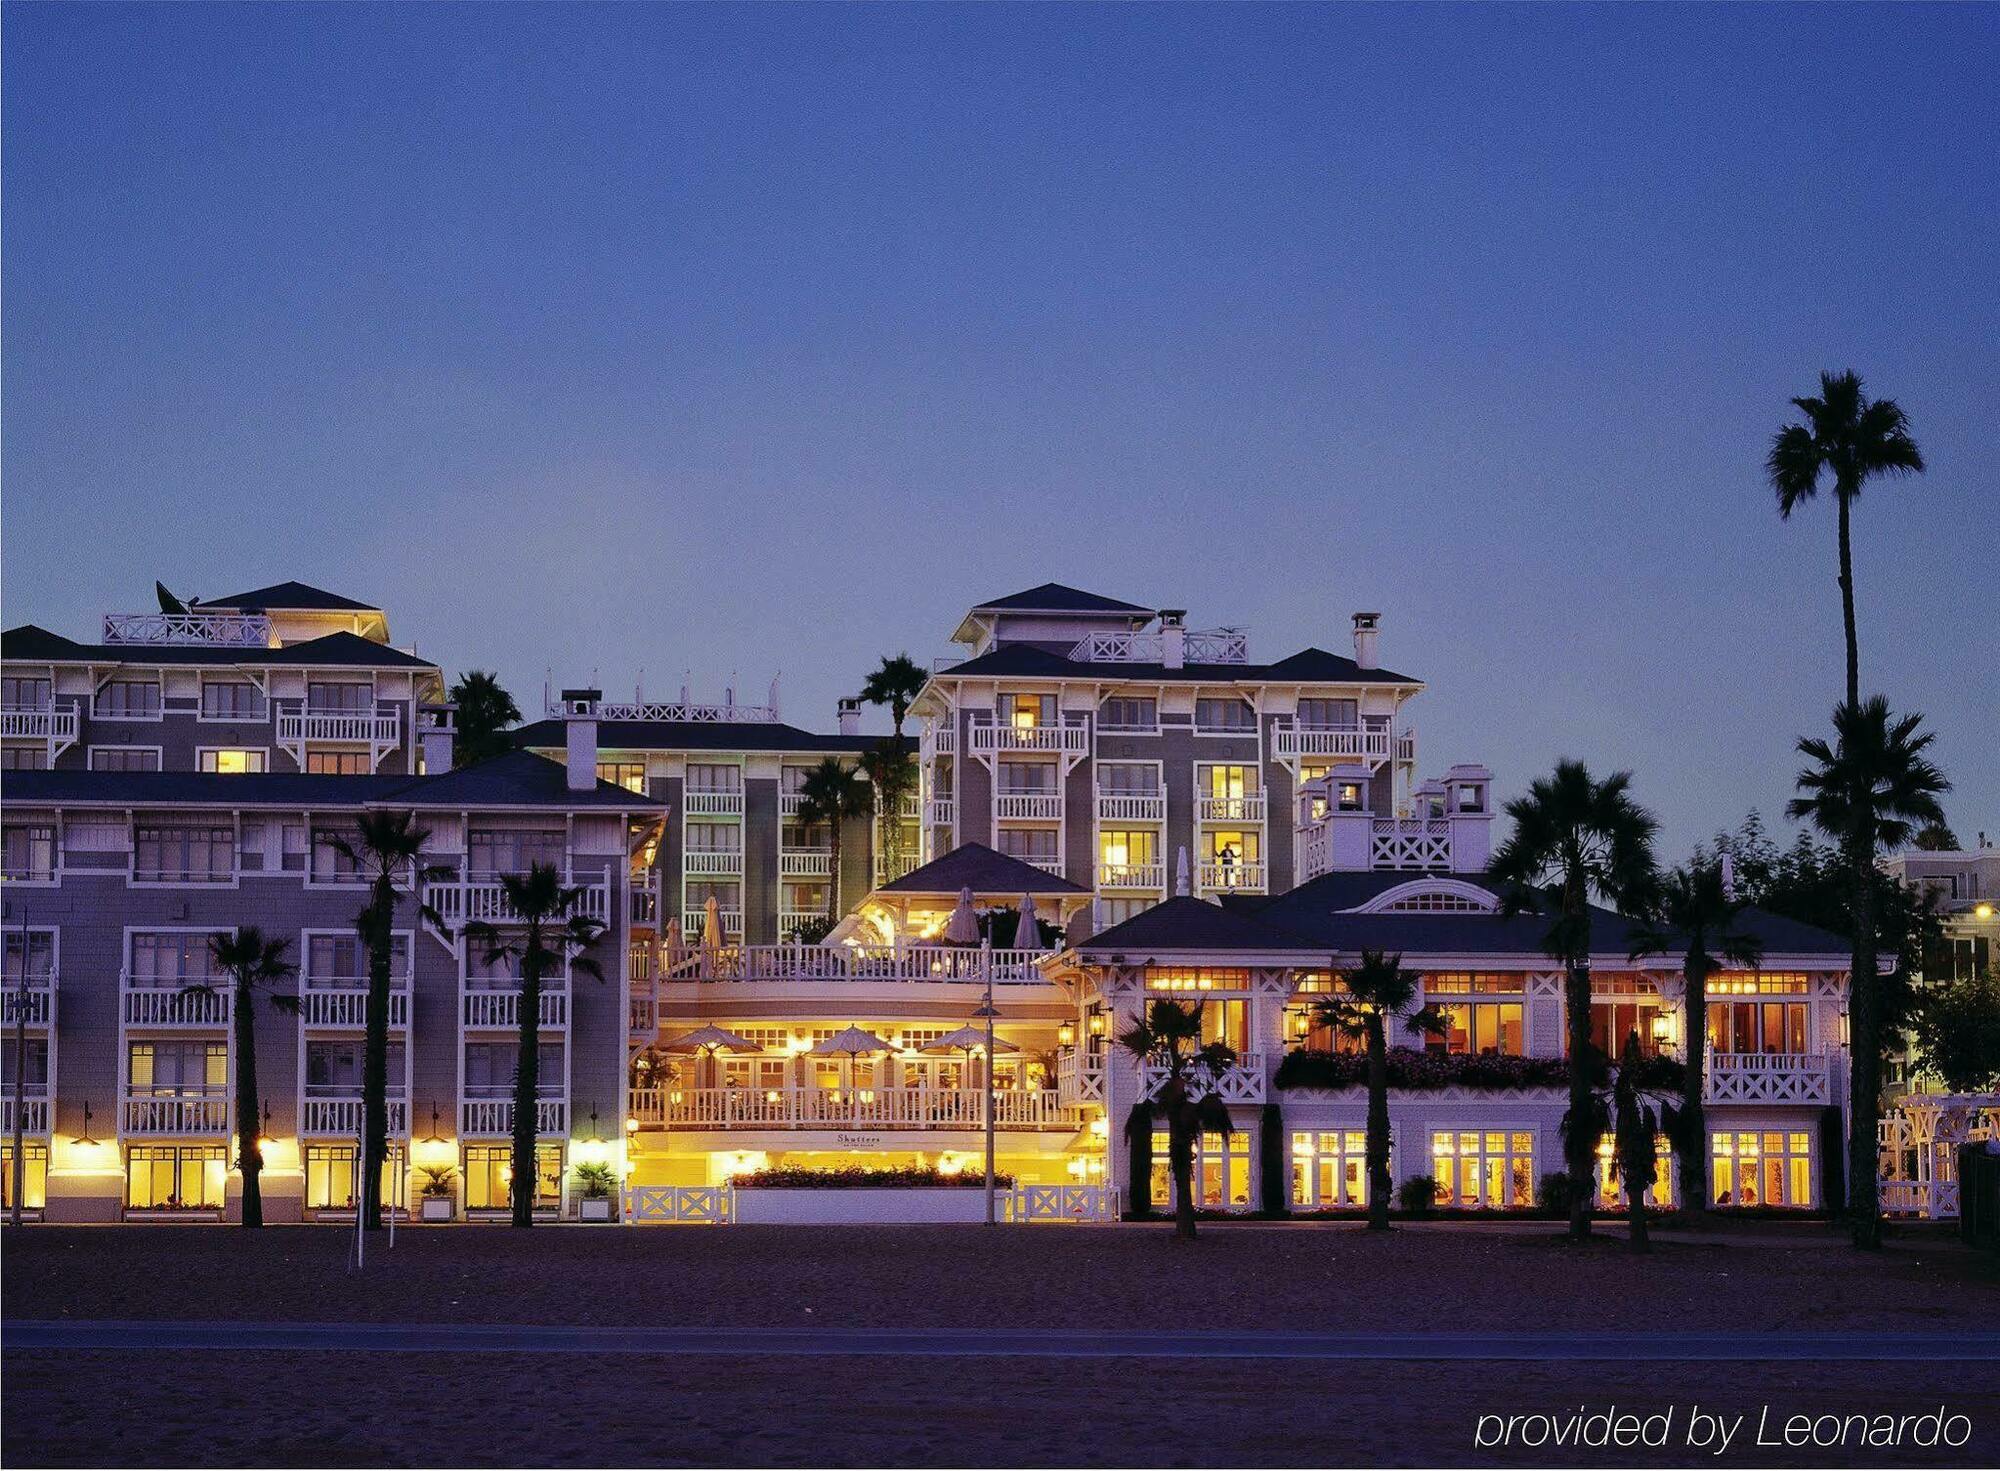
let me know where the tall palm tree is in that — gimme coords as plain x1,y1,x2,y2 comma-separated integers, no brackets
185,930,296,1229
329,811,444,1229
464,862,607,1228
1489,760,1660,1241
1628,862,1762,1216
1789,697,1949,1248
1116,998,1236,1240
448,670,523,767
1768,370,1925,712
859,738,916,882
1603,1032,1673,1253
796,757,870,922
859,654,928,740
1308,951,1445,1230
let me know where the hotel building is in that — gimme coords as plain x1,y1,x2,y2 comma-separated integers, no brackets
1,579,1860,1221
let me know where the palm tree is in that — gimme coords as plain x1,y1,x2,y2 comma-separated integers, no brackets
1116,998,1236,1240
859,653,928,740
1628,862,1762,1216
796,757,870,922
1308,951,1445,1230
859,738,915,882
1768,370,1925,712
464,862,607,1228
1789,697,1949,1247
329,811,445,1229
448,670,522,767
1489,759,1660,1241
1604,1032,1673,1253
185,930,296,1228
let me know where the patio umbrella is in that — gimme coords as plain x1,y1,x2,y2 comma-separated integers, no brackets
664,916,684,950
811,1025,898,1122
702,895,723,950
664,1023,760,1089
1012,892,1042,950
922,1023,1018,1102
1174,844,1191,897
943,886,980,945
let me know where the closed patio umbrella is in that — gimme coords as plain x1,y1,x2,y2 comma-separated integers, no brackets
943,886,980,945
702,896,723,950
1011,892,1042,950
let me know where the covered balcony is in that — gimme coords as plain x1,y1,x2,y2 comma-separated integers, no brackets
683,789,745,817
461,985,569,1030
0,705,78,745
629,1084,1078,1132
121,1091,230,1136
969,723,1088,757
1272,724,1392,764
1704,1052,1832,1106
995,791,1063,821
1140,1051,1269,1105
1,1094,51,1137
301,1095,410,1137
659,941,1052,986
1197,860,1266,893
424,875,611,928
459,1097,568,1137
1197,792,1266,823
299,973,409,1029
778,848,832,879
1096,790,1164,824
120,975,230,1028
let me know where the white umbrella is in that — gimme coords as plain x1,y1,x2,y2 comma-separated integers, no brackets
943,886,980,945
664,916,684,950
664,1023,760,1089
1012,892,1041,950
810,1025,898,1057
923,1023,1018,1098
1174,844,1191,897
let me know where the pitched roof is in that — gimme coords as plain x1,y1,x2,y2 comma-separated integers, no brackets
0,626,435,671
968,583,1152,615
201,581,381,613
2,751,659,811
1079,896,1317,952
512,719,895,756
875,842,1090,896
936,641,1421,685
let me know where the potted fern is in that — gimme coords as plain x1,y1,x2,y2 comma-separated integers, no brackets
419,1165,457,1222
573,1161,619,1221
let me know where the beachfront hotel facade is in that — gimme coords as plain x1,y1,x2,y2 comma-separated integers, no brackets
1,579,1861,1222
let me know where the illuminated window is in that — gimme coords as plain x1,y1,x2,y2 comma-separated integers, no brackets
1711,1131,1813,1209
1591,998,1663,1058
464,1144,563,1210
1,1143,48,1210
127,1039,227,1096
1291,1129,1374,1208
1706,999,1808,1054
596,761,646,794
199,749,267,774
1428,1002,1524,1057
1098,828,1159,879
1149,1130,1252,1211
304,1144,402,1210
1596,1135,1672,1209
999,693,1054,729
1431,1130,1536,1209
1145,967,1250,992
1428,973,1525,994
306,750,369,775
1337,782,1364,812
125,1144,227,1210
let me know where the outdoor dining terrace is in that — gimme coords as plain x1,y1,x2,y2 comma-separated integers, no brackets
628,1083,1080,1131
657,942,1055,986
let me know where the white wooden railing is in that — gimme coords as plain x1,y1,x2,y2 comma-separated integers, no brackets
0,707,78,742
1197,794,1266,823
1098,863,1165,891
461,988,569,1029
1057,1049,1106,1106
121,979,230,1027
630,1085,1077,1131
1272,726,1391,762
1197,861,1266,892
921,725,957,758
872,853,922,886
1069,628,1249,664
276,707,401,746
1140,1052,1268,1105
299,975,409,1028
102,611,272,647
628,1184,734,1223
995,792,1063,821
1,979,55,1028
684,790,745,817
685,849,744,875
1006,1184,1121,1222
302,1097,409,1136
1096,792,1164,823
969,724,1089,756
122,1093,231,1136
1371,817,1452,871
925,797,956,826
425,878,610,928
459,1098,569,1136
681,908,745,940
779,849,832,878
1704,1052,1831,1105
1,1097,50,1136
659,943,1051,986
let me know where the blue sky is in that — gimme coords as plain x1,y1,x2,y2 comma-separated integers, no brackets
5,3,1995,856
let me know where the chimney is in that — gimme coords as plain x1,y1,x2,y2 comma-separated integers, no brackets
836,697,862,737
1158,609,1186,670
1352,612,1380,671
418,702,457,775
561,688,600,792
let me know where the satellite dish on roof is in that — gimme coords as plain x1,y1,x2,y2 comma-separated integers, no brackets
156,582,189,615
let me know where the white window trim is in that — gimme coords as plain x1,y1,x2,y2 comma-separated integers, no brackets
195,745,273,774
90,676,165,723
128,819,241,890
85,744,164,772
196,679,272,724
1354,878,1500,915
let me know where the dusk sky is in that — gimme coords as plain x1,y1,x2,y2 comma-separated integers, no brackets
4,3,1994,857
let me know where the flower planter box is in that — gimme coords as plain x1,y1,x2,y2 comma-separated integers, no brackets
734,1187,993,1225
578,1196,614,1222
421,1196,454,1222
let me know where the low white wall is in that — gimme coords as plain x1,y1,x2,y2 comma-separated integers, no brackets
733,1187,993,1224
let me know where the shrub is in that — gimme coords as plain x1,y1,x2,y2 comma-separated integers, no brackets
1537,1170,1579,1219
572,1162,619,1200
418,1165,457,1200
1397,1175,1439,1216
1274,1046,1685,1095
730,1165,1015,1190
787,914,838,945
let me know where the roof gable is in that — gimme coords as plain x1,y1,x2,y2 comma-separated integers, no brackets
202,581,380,613
970,583,1151,615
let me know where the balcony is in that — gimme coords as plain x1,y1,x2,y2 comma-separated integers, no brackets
1198,861,1267,893
630,886,659,925
969,723,1088,757
121,978,230,1028
102,611,273,647
870,853,921,887
1098,862,1165,891
920,725,957,759
1,706,78,744
1096,792,1164,824
459,1098,568,1137
681,908,745,940
778,909,825,939
1704,1052,1832,1106
1272,725,1391,763
299,976,410,1029
685,849,745,876
0,1096,50,1136
302,1096,409,1137
1372,817,1452,872
925,797,956,827
122,1092,230,1136
1056,1049,1106,1107
629,1085,1079,1132
462,987,569,1030
660,942,1051,986
1197,794,1266,824
2,978,55,1028
898,794,922,821
684,790,744,817
778,848,832,878
1140,1052,1268,1105
995,791,1063,821
276,706,401,747
425,877,611,928
777,792,804,818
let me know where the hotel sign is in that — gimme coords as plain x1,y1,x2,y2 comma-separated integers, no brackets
834,1133,884,1147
